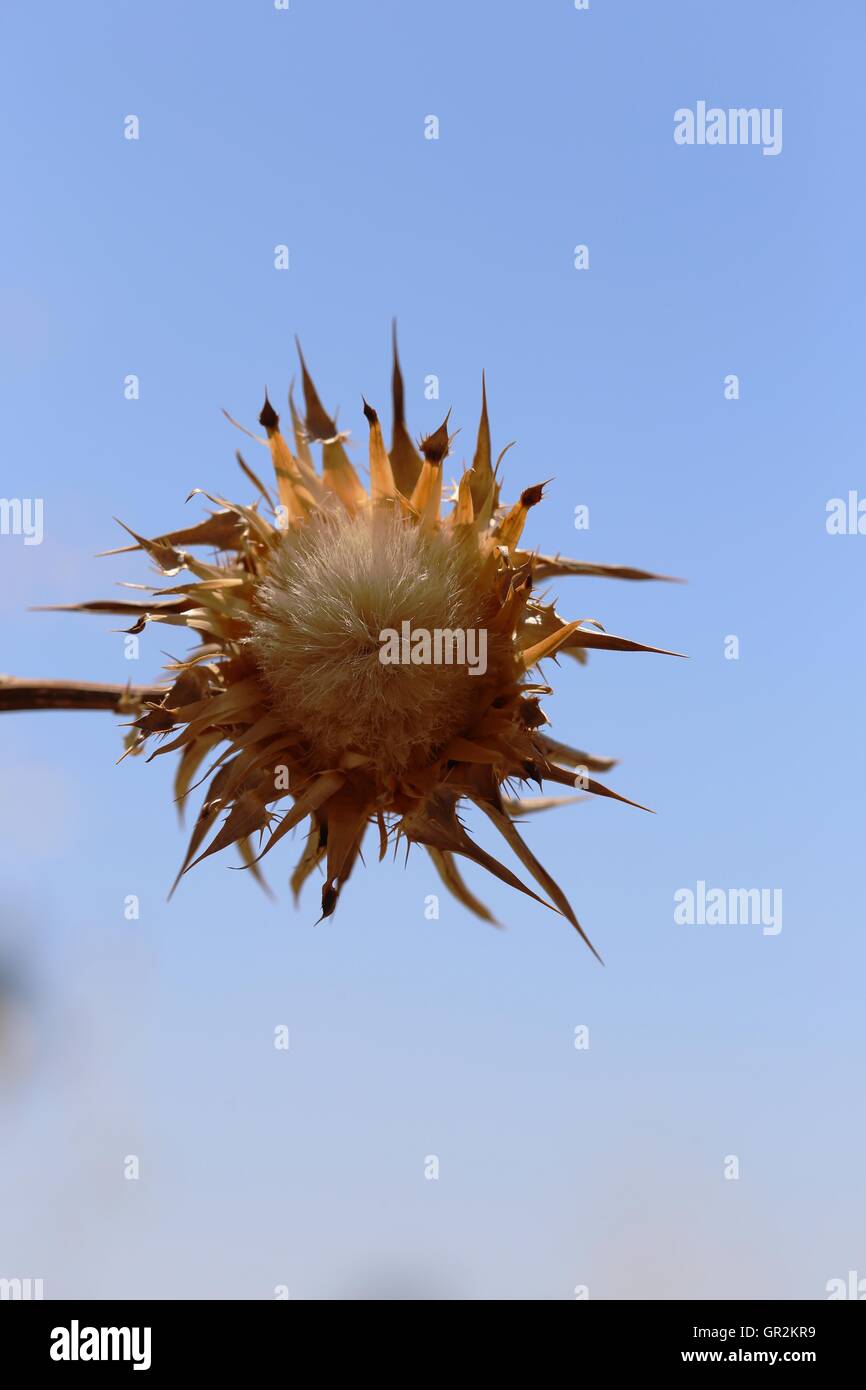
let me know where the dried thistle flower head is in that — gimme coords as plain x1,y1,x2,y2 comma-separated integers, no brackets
0,329,681,957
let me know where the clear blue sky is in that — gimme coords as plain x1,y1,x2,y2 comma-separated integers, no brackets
1,0,863,1298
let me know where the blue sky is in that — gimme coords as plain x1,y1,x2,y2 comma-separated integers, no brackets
1,0,864,1298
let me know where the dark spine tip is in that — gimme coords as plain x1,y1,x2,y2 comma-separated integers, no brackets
520,482,546,508
259,392,279,434
419,410,452,464
362,398,378,426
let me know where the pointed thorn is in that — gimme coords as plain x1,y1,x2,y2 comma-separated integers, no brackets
391,320,406,422
259,391,279,434
318,883,339,921
420,410,452,464
295,337,337,439
520,482,548,508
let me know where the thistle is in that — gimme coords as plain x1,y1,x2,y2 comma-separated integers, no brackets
0,330,681,956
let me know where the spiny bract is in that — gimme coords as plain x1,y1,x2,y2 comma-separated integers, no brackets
0,330,681,956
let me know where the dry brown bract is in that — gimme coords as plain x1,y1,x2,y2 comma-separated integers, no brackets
0,331,682,956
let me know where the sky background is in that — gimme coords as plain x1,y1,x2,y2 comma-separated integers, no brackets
1,0,864,1299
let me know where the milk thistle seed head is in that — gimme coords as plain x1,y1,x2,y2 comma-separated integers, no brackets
0,329,682,957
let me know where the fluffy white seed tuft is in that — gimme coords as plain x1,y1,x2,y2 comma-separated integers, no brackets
252,503,511,775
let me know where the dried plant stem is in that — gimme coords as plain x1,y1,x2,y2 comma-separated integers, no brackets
0,677,163,713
